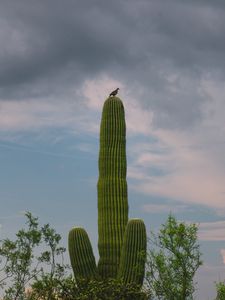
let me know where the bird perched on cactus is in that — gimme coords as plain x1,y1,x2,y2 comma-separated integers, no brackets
109,87,119,96
68,95,147,287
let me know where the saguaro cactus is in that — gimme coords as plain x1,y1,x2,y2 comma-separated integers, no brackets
68,96,147,286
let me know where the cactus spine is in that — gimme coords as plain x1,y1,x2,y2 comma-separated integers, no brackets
68,96,147,286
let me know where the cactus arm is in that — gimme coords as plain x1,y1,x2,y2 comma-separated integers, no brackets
68,227,97,280
118,219,147,286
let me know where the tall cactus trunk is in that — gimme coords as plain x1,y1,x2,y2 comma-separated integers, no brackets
68,95,147,287
97,97,129,278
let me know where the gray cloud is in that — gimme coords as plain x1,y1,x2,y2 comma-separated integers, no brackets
0,0,225,128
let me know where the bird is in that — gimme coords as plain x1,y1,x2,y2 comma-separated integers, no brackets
109,88,119,97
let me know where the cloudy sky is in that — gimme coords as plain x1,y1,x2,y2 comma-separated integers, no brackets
0,0,225,298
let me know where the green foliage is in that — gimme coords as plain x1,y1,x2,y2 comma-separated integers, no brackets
28,275,76,300
0,212,42,299
0,212,70,300
145,214,202,300
68,96,147,286
215,282,225,300
60,278,150,300
24,276,150,300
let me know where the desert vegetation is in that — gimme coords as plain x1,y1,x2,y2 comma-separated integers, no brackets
0,211,204,300
0,97,218,299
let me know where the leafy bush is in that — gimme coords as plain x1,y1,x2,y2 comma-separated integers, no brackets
0,212,149,300
70,278,150,300
145,214,202,300
215,282,225,300
26,278,150,300
0,212,69,300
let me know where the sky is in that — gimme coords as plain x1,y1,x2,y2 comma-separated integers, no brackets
0,0,225,298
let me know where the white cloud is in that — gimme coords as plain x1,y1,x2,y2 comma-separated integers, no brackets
0,98,78,131
81,75,124,111
0,75,224,213
0,95,100,138
126,78,225,211
198,221,225,241
125,100,153,136
81,75,154,136
128,126,225,211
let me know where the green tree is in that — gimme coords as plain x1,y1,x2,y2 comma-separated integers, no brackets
215,281,225,300
145,214,202,300
0,212,42,299
0,212,70,300
29,223,71,300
